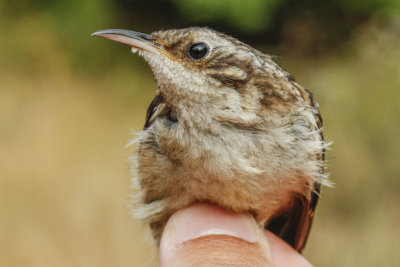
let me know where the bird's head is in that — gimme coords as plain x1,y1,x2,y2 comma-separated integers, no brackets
92,27,277,108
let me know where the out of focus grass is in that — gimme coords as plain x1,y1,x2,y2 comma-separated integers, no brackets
0,16,157,266
1,10,399,267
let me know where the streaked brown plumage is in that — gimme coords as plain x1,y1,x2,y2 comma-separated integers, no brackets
92,27,329,252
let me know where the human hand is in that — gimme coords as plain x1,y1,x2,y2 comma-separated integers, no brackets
159,203,313,267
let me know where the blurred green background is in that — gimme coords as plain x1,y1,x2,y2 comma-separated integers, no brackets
1,0,399,266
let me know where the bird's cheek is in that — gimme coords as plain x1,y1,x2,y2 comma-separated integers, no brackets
220,67,248,81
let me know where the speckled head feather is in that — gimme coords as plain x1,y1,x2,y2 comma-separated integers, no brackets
92,27,329,252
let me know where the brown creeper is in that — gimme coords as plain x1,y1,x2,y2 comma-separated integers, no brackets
92,27,328,252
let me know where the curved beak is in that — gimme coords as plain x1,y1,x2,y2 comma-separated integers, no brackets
91,29,175,59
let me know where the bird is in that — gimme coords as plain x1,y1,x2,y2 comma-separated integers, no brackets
92,27,329,253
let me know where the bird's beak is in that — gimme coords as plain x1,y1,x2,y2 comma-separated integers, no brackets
91,29,175,60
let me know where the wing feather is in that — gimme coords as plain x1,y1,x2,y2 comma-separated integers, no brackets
144,94,167,129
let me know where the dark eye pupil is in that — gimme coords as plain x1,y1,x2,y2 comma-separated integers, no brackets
189,43,208,59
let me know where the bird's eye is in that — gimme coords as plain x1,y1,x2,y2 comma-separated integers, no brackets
188,43,209,60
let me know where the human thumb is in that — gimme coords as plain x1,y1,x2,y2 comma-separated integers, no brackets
159,203,274,267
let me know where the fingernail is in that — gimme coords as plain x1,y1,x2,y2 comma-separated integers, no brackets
171,203,259,243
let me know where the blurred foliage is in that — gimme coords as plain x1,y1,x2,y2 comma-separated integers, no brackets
1,0,400,266
171,0,280,32
171,0,400,32
0,0,121,74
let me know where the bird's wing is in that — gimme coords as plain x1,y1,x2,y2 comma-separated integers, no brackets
266,89,325,253
266,185,320,253
144,94,167,129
